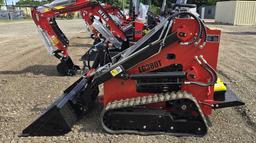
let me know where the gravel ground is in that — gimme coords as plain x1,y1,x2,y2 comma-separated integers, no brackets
0,19,255,143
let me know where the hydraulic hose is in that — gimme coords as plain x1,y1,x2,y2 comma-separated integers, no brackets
169,11,202,46
185,55,217,87
199,19,207,48
83,40,104,69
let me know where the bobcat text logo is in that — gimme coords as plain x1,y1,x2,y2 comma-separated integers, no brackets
98,10,109,21
138,60,162,73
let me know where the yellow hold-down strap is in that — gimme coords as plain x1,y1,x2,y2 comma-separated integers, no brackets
214,78,227,92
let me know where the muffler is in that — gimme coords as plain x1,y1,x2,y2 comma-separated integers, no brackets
21,77,99,136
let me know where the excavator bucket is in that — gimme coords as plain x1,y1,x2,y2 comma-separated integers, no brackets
21,77,99,136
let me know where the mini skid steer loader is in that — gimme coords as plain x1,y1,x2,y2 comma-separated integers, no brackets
21,9,244,137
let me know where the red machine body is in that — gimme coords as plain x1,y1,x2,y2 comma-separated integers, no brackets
104,18,220,116
22,8,245,137
21,0,246,137
133,21,145,41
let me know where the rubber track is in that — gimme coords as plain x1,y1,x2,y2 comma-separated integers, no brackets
100,91,208,136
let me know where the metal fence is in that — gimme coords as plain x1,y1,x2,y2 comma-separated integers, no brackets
0,5,32,19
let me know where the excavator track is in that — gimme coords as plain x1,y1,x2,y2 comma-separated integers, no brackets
101,92,208,136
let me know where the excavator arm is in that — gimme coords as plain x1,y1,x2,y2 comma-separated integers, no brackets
80,2,127,41
31,0,127,75
104,3,129,25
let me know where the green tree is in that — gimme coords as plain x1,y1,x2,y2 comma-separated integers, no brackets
16,0,51,6
0,0,4,5
98,0,123,8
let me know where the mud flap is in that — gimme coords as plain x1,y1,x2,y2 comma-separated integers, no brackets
21,77,99,136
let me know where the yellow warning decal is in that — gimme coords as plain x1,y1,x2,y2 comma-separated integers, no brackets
110,66,123,77
214,78,227,92
43,8,50,13
54,6,65,10
51,36,60,45
143,29,150,35
43,6,64,13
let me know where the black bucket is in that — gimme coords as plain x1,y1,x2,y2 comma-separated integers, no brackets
21,77,99,136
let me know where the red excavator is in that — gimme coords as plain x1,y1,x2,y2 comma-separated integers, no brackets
21,0,244,137
31,0,149,76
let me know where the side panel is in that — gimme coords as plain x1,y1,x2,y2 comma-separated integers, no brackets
104,19,221,116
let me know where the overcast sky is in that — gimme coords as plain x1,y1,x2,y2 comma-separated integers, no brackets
6,0,20,5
